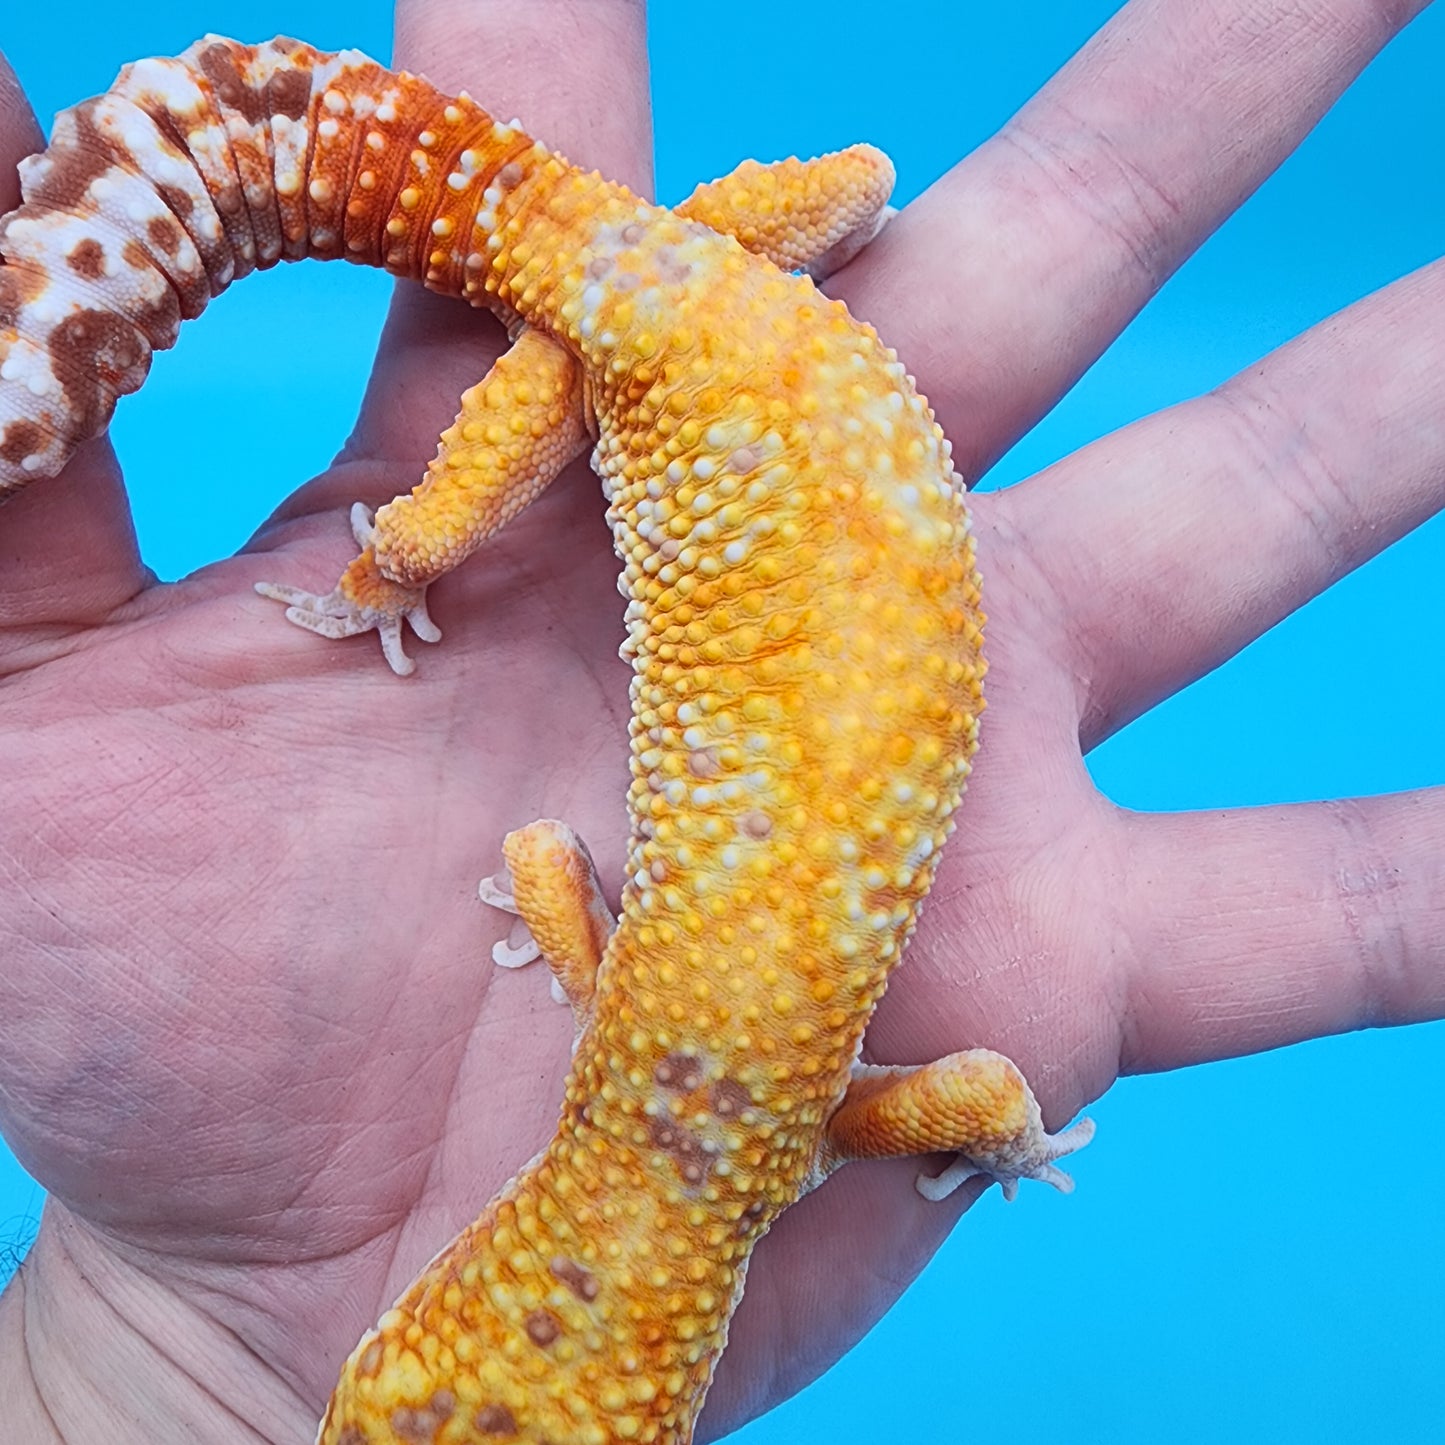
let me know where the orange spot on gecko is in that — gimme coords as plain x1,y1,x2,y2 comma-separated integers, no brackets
48,309,144,438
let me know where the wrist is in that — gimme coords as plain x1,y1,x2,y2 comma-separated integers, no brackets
1,1204,316,1444
0,1259,64,1443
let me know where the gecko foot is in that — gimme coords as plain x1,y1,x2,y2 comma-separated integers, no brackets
478,865,550,977
479,863,573,1007
820,1050,1095,1203
255,504,440,675
916,1115,1097,1203
479,822,615,1020
804,203,899,280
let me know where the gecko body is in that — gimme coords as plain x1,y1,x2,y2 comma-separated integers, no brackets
0,38,1092,1445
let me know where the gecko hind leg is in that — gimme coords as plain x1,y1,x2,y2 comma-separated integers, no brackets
257,150,901,675
256,326,587,674
819,1049,1094,1202
478,819,615,1029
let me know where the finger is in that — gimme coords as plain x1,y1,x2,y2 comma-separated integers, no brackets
826,0,1428,480
0,51,147,659
1119,787,1445,1073
322,0,653,514
1015,257,1445,744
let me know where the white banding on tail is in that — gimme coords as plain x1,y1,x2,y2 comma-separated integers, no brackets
0,36,468,495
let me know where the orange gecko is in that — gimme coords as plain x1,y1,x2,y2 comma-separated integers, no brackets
0,36,1093,1445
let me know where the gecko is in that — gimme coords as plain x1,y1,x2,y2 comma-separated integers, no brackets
0,36,1094,1445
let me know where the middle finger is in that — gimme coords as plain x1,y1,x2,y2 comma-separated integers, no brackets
336,0,655,493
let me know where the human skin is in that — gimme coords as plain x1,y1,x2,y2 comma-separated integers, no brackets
0,0,1442,1440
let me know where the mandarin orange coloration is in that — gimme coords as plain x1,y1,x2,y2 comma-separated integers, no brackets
0,37,1092,1445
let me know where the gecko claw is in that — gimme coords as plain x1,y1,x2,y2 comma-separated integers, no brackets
349,501,378,549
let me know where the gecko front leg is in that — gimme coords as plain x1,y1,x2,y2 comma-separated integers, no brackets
479,819,615,1029
816,1052,1094,1201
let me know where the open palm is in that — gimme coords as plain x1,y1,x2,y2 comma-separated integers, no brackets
2,2,1441,1441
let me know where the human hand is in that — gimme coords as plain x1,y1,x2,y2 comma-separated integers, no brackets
1,2,1441,1442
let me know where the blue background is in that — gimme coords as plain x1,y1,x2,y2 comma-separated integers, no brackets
2,2,1441,1439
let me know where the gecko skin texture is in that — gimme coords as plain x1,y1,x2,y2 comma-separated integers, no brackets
0,37,1095,1445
